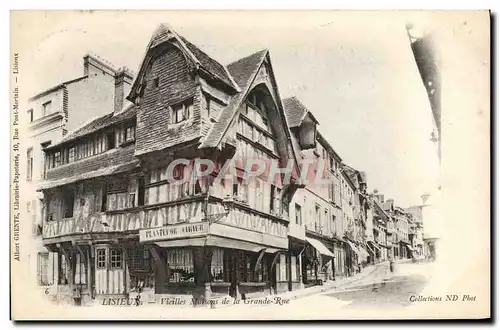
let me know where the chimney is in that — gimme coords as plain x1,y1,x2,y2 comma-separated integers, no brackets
83,53,117,77
114,67,134,113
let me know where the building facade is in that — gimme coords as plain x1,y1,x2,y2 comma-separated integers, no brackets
39,24,308,305
27,54,133,299
34,23,429,306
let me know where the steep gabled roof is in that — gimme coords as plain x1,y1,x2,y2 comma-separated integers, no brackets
282,96,319,128
227,49,268,87
199,49,303,184
128,23,240,102
199,49,268,149
179,36,239,91
373,199,390,221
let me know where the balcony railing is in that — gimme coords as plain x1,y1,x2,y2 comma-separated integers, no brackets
42,199,206,239
42,197,289,242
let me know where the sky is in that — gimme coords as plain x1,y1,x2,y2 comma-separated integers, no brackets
18,10,440,208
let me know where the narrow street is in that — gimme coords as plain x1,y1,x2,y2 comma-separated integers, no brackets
214,261,435,317
295,261,434,310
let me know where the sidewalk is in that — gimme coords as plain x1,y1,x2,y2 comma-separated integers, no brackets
258,262,387,302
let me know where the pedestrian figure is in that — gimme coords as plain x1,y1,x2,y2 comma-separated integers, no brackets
389,258,395,273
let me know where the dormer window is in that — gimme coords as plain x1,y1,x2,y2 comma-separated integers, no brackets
298,113,317,150
170,98,193,124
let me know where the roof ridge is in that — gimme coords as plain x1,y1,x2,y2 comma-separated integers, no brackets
226,48,268,68
178,35,240,91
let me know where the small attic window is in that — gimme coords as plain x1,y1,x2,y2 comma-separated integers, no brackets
152,77,159,89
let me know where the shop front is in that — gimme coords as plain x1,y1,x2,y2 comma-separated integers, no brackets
139,221,289,303
367,240,383,263
298,232,335,287
403,242,414,259
345,239,369,273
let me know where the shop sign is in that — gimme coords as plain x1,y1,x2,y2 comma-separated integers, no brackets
139,222,208,242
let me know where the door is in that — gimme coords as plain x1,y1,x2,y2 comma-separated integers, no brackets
94,246,126,295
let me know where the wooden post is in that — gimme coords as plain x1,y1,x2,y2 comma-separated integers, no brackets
122,247,129,296
287,251,292,291
148,245,167,293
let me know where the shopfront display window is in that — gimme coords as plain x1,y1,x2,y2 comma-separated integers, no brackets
167,249,195,283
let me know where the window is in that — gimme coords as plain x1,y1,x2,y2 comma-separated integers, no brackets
136,177,145,206
152,77,159,89
295,204,302,225
233,183,239,198
27,109,33,123
63,188,75,218
68,147,75,163
270,185,276,213
96,249,107,269
53,151,61,167
170,98,194,124
42,101,52,116
37,252,50,285
110,248,123,268
106,131,115,149
101,184,108,212
127,246,151,272
167,249,195,283
172,104,184,124
315,205,321,229
27,148,33,181
125,126,136,142
128,193,136,208
205,94,211,117
211,248,224,282
172,164,185,180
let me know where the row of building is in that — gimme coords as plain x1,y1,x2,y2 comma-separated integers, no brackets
26,24,430,305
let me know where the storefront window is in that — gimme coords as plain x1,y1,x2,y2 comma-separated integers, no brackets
211,249,225,282
167,249,195,283
127,246,151,271
127,246,154,290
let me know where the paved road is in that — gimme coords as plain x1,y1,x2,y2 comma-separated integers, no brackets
216,262,433,317
316,262,431,309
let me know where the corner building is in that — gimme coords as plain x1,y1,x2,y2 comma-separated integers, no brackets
39,24,305,304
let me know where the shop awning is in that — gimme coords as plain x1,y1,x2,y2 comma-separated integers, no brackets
153,236,283,254
358,246,370,260
345,240,361,256
369,241,382,252
404,243,414,251
306,237,335,258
